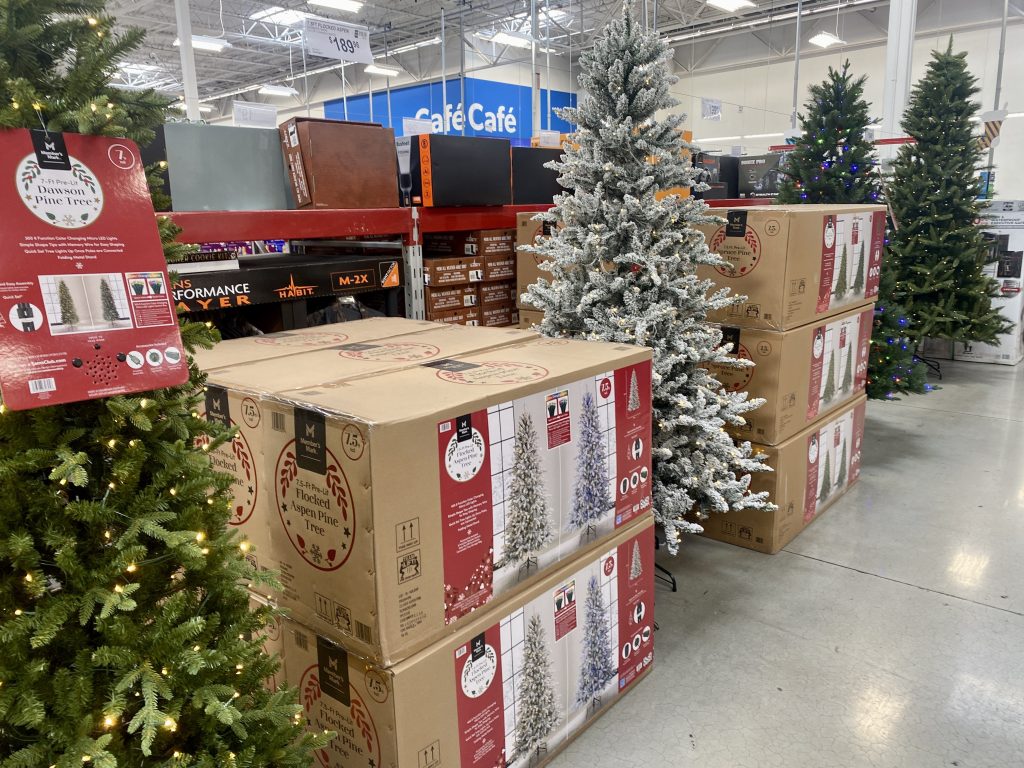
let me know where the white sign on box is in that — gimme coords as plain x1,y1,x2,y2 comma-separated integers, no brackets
304,17,372,64
233,101,278,129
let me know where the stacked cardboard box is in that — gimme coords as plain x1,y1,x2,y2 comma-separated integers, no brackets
694,205,885,552
423,229,519,326
198,320,657,765
516,212,554,320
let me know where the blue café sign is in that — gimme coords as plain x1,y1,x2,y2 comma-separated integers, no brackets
324,76,576,144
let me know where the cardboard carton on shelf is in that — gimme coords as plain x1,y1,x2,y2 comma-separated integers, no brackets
282,518,655,768
478,280,517,307
422,255,484,287
692,152,739,200
512,146,562,204
697,204,886,331
279,117,399,209
738,152,787,199
260,336,653,663
404,134,512,207
696,395,867,554
425,284,479,314
427,305,482,325
710,304,873,446
249,593,285,692
516,212,557,309
481,251,516,282
519,308,545,329
423,228,515,259
480,301,519,327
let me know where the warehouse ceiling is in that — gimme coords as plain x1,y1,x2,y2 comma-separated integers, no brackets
106,0,1020,110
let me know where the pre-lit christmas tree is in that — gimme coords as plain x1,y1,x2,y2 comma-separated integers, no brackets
575,576,615,712
836,439,848,488
841,349,853,393
818,451,832,503
522,2,772,553
568,393,611,537
503,413,552,570
627,370,640,412
834,245,849,298
0,3,323,766
629,540,643,580
778,59,927,399
822,350,837,403
100,278,119,324
58,280,80,329
889,40,1009,343
514,615,558,763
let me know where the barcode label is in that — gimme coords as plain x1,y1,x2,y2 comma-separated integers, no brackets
295,631,309,651
355,621,373,644
29,378,56,394
272,411,285,432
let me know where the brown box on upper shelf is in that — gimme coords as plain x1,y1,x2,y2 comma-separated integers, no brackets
404,134,512,207
423,229,515,258
425,284,478,314
480,301,518,327
427,305,481,325
481,251,516,282
422,256,483,287
280,117,399,209
478,280,516,306
516,212,557,309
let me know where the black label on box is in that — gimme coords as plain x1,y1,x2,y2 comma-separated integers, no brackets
471,632,487,661
294,408,327,475
720,326,741,354
422,359,481,372
337,342,379,352
456,414,473,442
204,385,231,426
30,129,71,171
317,636,351,705
725,210,748,238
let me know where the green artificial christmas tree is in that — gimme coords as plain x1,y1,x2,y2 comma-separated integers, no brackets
834,244,849,298
836,439,848,488
888,40,1010,343
822,350,837,403
0,3,324,766
841,349,853,393
818,451,832,503
99,278,119,325
58,280,80,329
778,59,928,400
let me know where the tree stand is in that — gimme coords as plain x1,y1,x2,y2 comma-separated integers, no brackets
517,556,539,580
589,695,602,715
579,523,597,544
654,534,677,593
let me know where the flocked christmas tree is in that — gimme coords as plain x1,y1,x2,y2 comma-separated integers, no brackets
58,280,80,329
627,370,640,412
0,3,324,766
575,576,615,712
822,350,837,403
841,349,853,393
777,59,928,400
629,539,643,580
514,615,559,763
888,40,1009,343
503,413,552,571
836,439,848,488
818,451,833,503
834,245,849,298
522,2,772,553
99,278,119,325
568,393,611,538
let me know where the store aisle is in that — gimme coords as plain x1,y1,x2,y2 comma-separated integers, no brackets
552,361,1024,768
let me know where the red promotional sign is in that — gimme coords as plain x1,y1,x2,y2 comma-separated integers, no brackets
0,129,186,409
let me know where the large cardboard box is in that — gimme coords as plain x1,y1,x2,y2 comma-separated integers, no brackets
280,118,399,210
481,251,516,282
406,134,512,207
480,301,519,327
282,518,655,768
516,212,556,309
698,396,867,554
249,594,285,692
199,321,536,577
424,229,515,259
261,337,653,663
738,153,786,199
698,205,885,331
423,256,484,287
693,152,739,200
425,284,479,314
479,280,517,307
512,146,562,204
520,309,545,329
427,306,482,326
711,305,873,445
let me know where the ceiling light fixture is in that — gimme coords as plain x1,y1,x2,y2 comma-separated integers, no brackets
174,35,231,52
171,102,214,114
364,64,400,77
249,7,311,26
476,30,533,49
258,84,300,97
809,30,845,48
389,36,442,55
707,0,756,12
308,0,364,12
666,0,876,44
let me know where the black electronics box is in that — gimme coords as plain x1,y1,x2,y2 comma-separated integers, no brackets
511,147,561,205
400,134,512,207
738,153,787,199
693,152,739,199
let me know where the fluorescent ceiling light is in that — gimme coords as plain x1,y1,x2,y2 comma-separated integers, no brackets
258,84,300,97
174,34,231,52
745,132,785,139
698,132,786,143
475,30,532,49
364,64,400,77
509,8,572,25
667,0,877,44
249,6,310,26
171,102,214,114
308,0,363,12
389,36,442,55
809,30,845,48
707,0,756,12
698,136,742,143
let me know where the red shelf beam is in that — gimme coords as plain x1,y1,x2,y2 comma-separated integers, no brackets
705,198,771,208
162,208,414,244
416,205,553,234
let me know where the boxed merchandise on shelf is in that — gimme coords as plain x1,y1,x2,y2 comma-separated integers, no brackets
427,305,482,325
516,212,555,309
710,305,873,445
697,204,885,330
281,518,654,768
479,280,517,306
737,153,787,199
279,117,400,209
402,134,512,207
425,284,479,314
259,336,653,663
424,228,515,258
520,309,545,329
480,301,519,327
512,146,562,204
423,255,484,287
697,395,867,554
481,251,517,282
249,594,285,692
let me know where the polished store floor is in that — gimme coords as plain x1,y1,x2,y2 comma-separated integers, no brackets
553,360,1024,768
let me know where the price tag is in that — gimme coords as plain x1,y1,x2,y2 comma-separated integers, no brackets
304,17,372,64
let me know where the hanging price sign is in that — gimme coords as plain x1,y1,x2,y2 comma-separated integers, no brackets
304,17,373,64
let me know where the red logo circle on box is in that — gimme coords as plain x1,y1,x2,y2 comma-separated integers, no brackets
709,225,762,278
339,342,440,362
436,361,549,385
254,331,349,347
714,344,754,392
195,418,258,526
603,556,615,576
599,378,612,399
241,396,261,429
300,666,381,768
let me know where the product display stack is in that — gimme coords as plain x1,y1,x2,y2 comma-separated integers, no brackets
695,204,884,553
515,212,554,329
197,318,656,767
422,229,520,327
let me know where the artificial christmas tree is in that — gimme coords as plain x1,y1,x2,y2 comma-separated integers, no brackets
627,370,641,412
888,40,1010,343
867,265,930,399
818,451,833,503
852,243,866,296
836,439,848,487
57,280,80,329
0,3,323,766
99,278,119,325
522,2,772,553
822,350,837,403
841,350,853,393
575,576,615,713
568,393,611,538
514,615,559,764
629,540,643,580
503,413,552,571
834,245,849,298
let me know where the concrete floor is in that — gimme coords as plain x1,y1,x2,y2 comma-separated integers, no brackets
552,361,1024,768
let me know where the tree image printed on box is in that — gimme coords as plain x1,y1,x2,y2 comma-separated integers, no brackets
627,370,640,412
629,539,643,580
818,450,833,503
514,614,559,763
822,349,837,403
852,242,866,295
99,277,119,324
57,279,79,329
567,392,611,538
575,576,616,713
836,438,848,488
520,3,772,553
834,244,849,298
503,413,553,572
841,348,853,393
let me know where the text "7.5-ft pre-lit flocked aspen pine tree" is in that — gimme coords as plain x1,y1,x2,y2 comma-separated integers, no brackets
523,3,773,553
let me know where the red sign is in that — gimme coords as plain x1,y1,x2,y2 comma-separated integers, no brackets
0,129,186,409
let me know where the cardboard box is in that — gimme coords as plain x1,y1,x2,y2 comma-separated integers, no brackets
406,134,512,207
427,306,482,326
479,280,517,307
424,229,515,259
260,337,653,663
738,153,786,199
711,305,873,445
425,284,479,314
516,212,556,309
693,153,739,200
697,205,886,331
520,309,545,329
250,594,285,692
482,251,516,282
480,301,519,327
697,396,866,554
512,146,562,205
423,256,484,288
280,118,399,210
282,518,655,768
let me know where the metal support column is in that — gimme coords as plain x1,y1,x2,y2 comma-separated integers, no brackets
880,0,918,161
460,7,467,136
441,9,448,134
791,0,803,131
403,209,425,320
531,0,541,138
988,0,1010,172
173,0,202,121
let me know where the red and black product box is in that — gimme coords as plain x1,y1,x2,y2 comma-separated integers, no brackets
404,134,512,207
